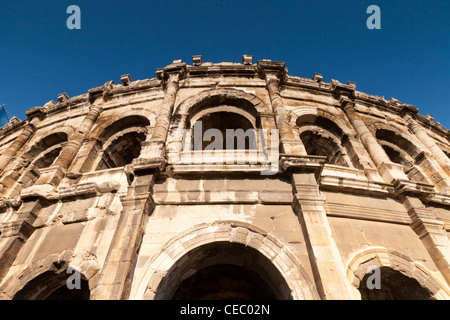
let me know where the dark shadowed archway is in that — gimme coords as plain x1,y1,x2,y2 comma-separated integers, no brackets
155,242,293,300
358,267,434,300
12,270,90,300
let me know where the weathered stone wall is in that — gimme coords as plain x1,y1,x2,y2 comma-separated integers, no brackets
0,56,449,300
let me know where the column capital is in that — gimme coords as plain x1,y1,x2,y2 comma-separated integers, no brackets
88,81,115,103
265,75,280,87
331,79,356,100
399,103,419,117
25,106,47,123
257,60,287,84
156,60,187,84
339,96,355,111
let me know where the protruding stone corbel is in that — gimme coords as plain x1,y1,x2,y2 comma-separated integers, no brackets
25,106,47,123
20,183,58,201
312,73,323,83
120,74,132,86
57,92,69,103
157,60,187,81
280,154,327,181
129,157,165,178
330,79,356,99
192,55,202,66
400,103,419,116
242,55,253,65
257,60,287,84
88,81,114,103
392,179,435,198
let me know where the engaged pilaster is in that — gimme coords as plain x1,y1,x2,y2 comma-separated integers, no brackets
403,109,450,182
257,60,307,156
0,107,47,196
397,190,450,285
34,96,104,187
133,60,186,171
282,155,354,299
336,87,408,183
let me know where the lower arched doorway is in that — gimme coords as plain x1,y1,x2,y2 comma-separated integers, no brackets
358,267,434,300
12,270,90,300
155,242,293,300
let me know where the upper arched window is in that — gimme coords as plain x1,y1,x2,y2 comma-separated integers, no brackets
376,129,429,184
87,115,150,172
184,103,260,152
11,132,68,196
296,115,359,168
191,111,257,151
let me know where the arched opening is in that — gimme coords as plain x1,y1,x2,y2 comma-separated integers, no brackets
300,131,349,167
8,132,68,196
296,115,360,168
191,112,256,150
12,271,90,300
25,132,68,161
87,115,150,172
173,264,277,300
155,242,293,300
358,267,434,300
376,129,430,184
33,147,62,169
381,144,428,183
95,131,146,170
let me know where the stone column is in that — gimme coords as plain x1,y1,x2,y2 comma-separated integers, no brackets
91,171,157,300
257,60,307,156
400,193,450,285
404,113,450,177
133,61,186,169
0,108,46,175
283,156,354,299
340,98,408,183
35,102,103,186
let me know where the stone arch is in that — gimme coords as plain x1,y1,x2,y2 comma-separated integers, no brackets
169,89,274,162
22,131,69,163
368,121,429,155
87,111,152,142
0,249,100,300
374,126,432,184
346,247,450,300
291,108,355,137
81,114,151,172
295,109,362,169
174,89,271,118
130,221,317,300
5,131,70,196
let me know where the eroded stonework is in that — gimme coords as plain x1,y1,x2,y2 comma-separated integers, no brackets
0,56,450,300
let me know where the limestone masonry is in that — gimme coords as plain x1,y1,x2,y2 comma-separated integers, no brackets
0,56,450,300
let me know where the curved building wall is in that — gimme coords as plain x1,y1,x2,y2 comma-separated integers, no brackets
0,57,449,300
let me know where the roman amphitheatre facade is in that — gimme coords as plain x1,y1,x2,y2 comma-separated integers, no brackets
0,56,450,300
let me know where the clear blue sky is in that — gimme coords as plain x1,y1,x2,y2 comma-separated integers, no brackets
1,0,449,128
